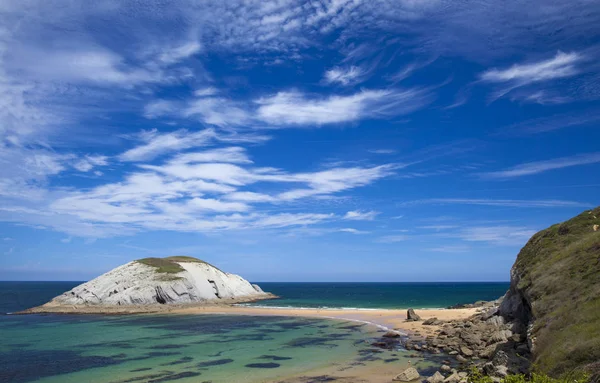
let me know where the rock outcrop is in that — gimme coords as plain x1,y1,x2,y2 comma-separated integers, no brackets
25,256,275,312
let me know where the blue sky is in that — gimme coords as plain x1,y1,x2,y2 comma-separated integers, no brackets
1,1,599,282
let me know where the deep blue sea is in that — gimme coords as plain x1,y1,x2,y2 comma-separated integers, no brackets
0,281,509,314
0,281,509,382
249,282,509,309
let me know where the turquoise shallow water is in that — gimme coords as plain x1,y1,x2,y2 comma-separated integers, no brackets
0,313,444,383
0,282,506,382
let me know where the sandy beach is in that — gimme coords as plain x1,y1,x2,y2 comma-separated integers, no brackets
167,304,478,336
21,301,478,336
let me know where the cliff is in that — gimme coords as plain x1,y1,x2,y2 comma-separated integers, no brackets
25,256,275,312
500,206,600,377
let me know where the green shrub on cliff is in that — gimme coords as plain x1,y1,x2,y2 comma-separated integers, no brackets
509,206,600,376
468,367,589,383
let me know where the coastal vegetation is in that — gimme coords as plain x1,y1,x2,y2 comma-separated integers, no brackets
506,206,600,376
468,368,589,383
136,257,185,274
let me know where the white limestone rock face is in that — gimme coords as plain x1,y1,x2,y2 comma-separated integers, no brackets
48,258,271,306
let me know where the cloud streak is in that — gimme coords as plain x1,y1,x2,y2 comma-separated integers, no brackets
323,66,364,85
403,198,590,208
343,210,379,221
480,52,582,84
481,153,600,178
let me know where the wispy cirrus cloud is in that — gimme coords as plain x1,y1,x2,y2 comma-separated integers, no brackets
255,88,432,127
500,111,600,136
455,226,536,246
119,129,270,162
403,198,590,208
480,52,582,84
479,51,588,103
145,87,433,128
343,210,379,221
375,234,409,243
369,149,397,155
323,66,364,85
480,153,600,179
426,245,470,253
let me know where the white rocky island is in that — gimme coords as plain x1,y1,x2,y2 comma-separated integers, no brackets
22,256,276,314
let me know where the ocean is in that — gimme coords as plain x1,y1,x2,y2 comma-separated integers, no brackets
249,282,509,309
0,281,508,382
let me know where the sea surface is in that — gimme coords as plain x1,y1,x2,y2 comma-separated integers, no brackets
248,282,510,309
0,281,508,383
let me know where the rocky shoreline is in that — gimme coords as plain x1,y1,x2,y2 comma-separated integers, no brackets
371,299,531,382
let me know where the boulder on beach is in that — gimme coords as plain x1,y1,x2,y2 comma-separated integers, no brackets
426,371,445,383
26,256,275,311
393,367,420,381
406,308,422,321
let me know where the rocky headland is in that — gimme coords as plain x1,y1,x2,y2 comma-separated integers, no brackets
378,206,600,383
20,256,276,314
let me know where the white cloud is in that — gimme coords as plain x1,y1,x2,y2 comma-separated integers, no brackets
419,225,458,231
144,100,177,119
481,52,582,84
277,165,396,201
119,129,269,162
256,89,431,126
343,210,379,221
338,228,369,234
183,97,251,127
146,87,432,128
323,66,363,85
187,198,249,213
11,46,164,87
501,111,600,136
169,147,253,165
158,41,202,65
426,245,470,253
369,149,397,154
481,153,600,178
404,198,590,208
73,155,109,172
1,146,397,237
194,87,218,97
479,52,587,103
224,192,275,203
376,234,409,243
457,226,536,246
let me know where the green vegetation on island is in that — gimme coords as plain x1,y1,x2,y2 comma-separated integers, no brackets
135,256,224,275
